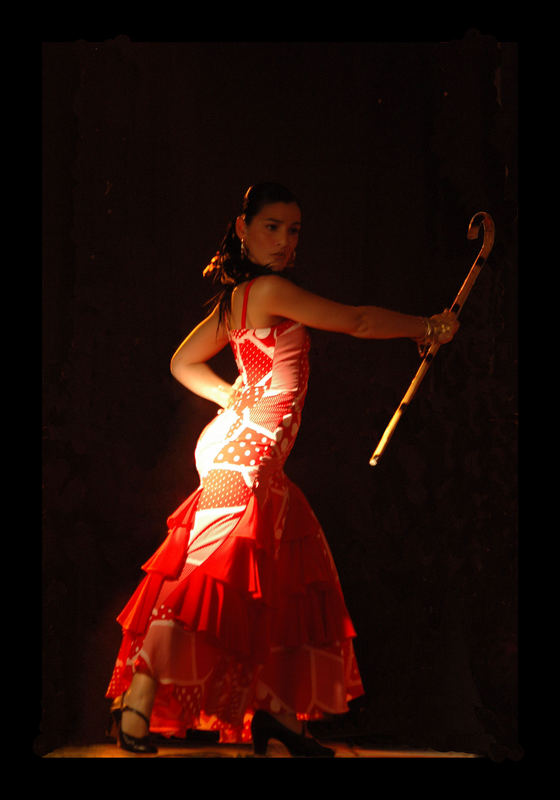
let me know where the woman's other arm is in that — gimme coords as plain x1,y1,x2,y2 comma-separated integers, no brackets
170,305,234,407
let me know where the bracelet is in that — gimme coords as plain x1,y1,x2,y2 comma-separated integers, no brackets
413,318,430,343
423,317,434,342
415,317,431,357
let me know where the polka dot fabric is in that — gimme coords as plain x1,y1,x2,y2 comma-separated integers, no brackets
106,299,364,743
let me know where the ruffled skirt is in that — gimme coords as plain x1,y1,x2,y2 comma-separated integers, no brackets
106,476,364,743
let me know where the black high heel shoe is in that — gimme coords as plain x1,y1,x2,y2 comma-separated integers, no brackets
109,696,158,755
251,710,335,758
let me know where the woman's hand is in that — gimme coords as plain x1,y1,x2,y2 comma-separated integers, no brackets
429,309,460,344
414,309,460,354
224,375,244,409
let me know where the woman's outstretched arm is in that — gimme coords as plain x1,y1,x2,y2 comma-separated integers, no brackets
248,275,458,341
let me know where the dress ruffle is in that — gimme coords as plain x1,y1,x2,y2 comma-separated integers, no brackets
106,479,362,741
112,478,357,663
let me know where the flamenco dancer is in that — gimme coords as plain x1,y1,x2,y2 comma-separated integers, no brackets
106,182,459,756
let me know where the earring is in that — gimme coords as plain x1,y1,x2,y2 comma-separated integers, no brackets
240,239,248,259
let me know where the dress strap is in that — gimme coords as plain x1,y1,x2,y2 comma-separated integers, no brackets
241,278,258,329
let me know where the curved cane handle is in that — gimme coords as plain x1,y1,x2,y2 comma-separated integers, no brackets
451,212,495,317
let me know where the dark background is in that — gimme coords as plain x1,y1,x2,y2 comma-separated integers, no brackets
40,34,518,759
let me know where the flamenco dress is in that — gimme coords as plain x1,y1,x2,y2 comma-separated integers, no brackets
106,279,364,743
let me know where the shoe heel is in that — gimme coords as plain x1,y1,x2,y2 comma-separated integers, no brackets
252,730,269,756
106,704,121,739
250,710,335,758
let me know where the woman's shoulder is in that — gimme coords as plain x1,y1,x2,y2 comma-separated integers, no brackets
248,273,294,296
232,274,284,295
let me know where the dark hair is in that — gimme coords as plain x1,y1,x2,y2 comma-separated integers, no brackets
203,182,300,325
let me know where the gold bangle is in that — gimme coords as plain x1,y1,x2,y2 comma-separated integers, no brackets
424,317,434,342
416,317,432,357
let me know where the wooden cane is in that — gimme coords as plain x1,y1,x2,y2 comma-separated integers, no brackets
369,211,495,466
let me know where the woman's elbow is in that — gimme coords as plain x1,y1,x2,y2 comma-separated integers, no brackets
347,308,370,338
170,353,189,380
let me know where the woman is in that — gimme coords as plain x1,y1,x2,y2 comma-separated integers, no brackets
106,182,459,757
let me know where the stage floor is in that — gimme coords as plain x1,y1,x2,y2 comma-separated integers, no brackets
43,740,479,758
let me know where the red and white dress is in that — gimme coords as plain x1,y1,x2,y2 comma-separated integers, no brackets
106,279,364,742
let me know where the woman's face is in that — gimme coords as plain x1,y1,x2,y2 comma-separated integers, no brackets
236,201,301,271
